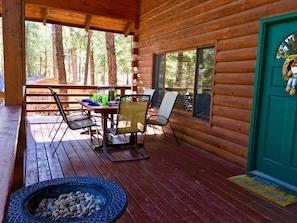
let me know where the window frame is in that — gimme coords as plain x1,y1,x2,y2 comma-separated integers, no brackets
152,44,215,124
152,53,165,107
193,45,215,123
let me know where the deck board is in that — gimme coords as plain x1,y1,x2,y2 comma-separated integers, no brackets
25,116,297,223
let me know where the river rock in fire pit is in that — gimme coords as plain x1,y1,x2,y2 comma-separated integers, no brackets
34,191,104,221
7,177,128,223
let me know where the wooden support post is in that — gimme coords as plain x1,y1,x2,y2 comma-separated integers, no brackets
3,0,25,106
2,0,26,211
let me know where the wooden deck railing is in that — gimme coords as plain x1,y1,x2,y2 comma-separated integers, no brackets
0,106,22,223
26,84,132,114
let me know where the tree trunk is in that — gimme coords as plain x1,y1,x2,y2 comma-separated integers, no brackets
70,28,77,84
105,32,117,86
52,25,58,79
25,24,32,77
84,30,92,85
70,48,77,84
70,38,77,85
90,49,95,85
44,51,48,76
54,25,67,97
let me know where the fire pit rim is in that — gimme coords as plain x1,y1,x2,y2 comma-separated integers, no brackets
7,176,128,223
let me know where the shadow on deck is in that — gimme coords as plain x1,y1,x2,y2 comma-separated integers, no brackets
25,116,297,223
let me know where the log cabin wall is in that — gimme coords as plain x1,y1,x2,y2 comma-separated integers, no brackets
137,0,297,167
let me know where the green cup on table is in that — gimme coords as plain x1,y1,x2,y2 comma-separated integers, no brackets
93,93,98,103
102,95,107,105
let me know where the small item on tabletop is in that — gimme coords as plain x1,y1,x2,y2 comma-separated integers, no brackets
108,100,117,106
93,93,99,103
108,88,115,101
102,95,107,105
97,89,105,102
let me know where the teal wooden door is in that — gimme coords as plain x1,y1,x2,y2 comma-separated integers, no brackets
249,13,297,186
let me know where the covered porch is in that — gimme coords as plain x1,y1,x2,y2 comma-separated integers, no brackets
24,115,297,222
2,0,297,222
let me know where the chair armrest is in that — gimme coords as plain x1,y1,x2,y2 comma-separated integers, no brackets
64,105,88,116
146,115,168,125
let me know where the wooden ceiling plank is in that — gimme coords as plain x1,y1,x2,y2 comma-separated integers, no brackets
24,0,139,23
24,5,127,33
26,18,126,34
124,21,135,37
85,15,92,32
42,7,48,25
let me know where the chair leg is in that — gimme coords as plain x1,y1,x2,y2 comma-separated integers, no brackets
103,132,149,162
48,115,61,137
94,125,101,147
132,133,138,150
88,126,92,141
143,130,147,145
151,125,157,135
52,127,69,155
50,121,64,145
161,126,166,137
159,124,179,145
142,125,156,145
169,122,179,145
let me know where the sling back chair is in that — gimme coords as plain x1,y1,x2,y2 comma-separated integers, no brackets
146,91,179,144
104,94,151,162
143,88,156,111
143,88,155,102
49,88,100,154
48,87,88,140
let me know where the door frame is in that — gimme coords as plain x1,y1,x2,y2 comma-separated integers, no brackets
247,12,297,171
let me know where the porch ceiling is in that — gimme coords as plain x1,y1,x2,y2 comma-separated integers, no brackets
1,0,139,35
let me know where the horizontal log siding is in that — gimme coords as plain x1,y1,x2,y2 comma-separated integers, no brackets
138,0,297,167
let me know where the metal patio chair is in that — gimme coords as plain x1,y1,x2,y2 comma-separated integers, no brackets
48,87,89,140
146,91,179,144
49,88,100,154
143,88,155,102
104,94,151,162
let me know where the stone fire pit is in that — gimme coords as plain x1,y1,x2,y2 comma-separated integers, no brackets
7,177,127,223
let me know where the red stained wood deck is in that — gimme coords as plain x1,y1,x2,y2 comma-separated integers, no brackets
25,116,297,223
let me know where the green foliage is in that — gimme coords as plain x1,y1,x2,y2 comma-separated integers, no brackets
115,34,132,76
201,48,214,88
165,50,196,89
26,22,53,77
25,21,132,85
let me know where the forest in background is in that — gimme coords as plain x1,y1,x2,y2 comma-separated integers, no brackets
1,21,133,87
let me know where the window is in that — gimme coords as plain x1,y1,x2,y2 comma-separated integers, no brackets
153,45,214,122
276,32,297,58
165,51,196,112
193,46,214,122
152,54,165,107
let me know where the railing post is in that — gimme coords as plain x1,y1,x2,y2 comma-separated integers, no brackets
120,88,125,96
